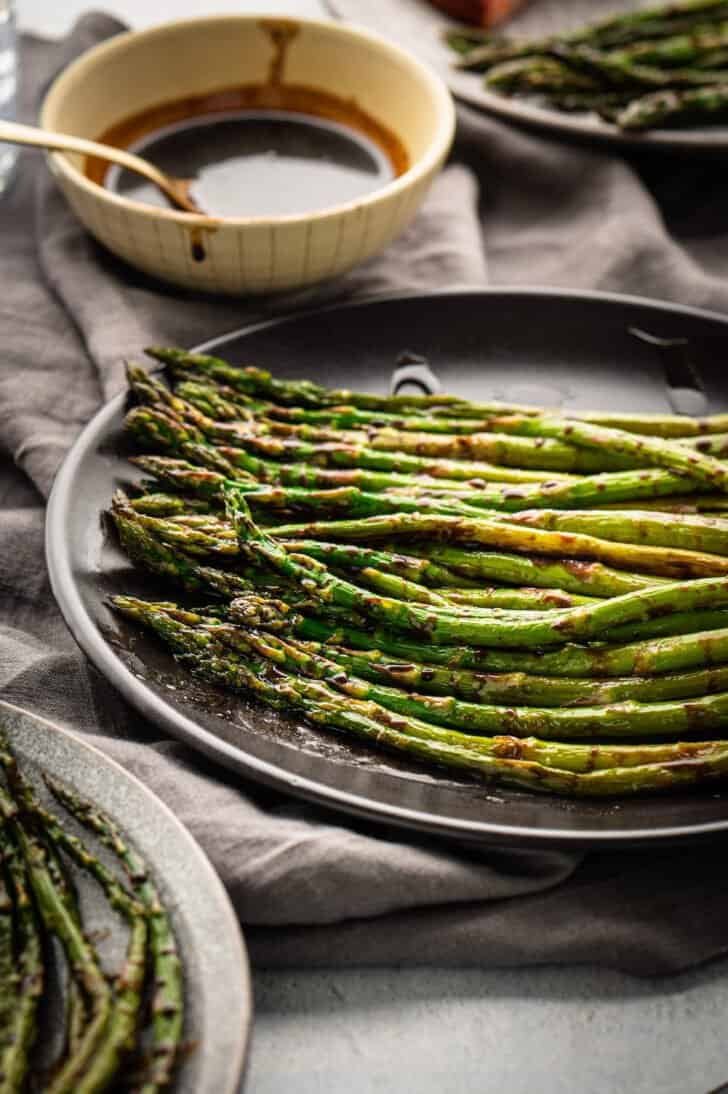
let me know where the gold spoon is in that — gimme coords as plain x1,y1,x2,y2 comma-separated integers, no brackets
0,119,202,214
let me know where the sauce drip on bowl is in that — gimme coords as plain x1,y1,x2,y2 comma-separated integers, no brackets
86,85,409,218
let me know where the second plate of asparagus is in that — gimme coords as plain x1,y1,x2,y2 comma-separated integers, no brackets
0,701,250,1093
46,289,728,845
327,0,728,147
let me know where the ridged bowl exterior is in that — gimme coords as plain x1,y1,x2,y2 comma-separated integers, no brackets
40,16,455,295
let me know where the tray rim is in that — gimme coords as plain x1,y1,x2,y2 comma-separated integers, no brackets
0,698,252,1094
46,286,728,849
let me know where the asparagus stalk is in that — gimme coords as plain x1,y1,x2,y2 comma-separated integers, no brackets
509,507,728,555
381,542,668,596
127,401,635,476
176,375,728,456
267,512,728,578
149,599,728,717
605,21,728,66
618,83,728,127
219,618,728,741
47,779,184,1094
146,348,522,413
130,492,214,517
3,760,149,1094
0,821,41,1094
314,639,728,706
549,42,728,87
128,402,502,495
281,610,728,679
0,787,112,1094
464,413,728,493
151,346,728,441
452,2,728,70
225,486,728,647
155,347,728,438
212,481,486,519
443,586,597,608
109,598,728,794
0,872,17,1060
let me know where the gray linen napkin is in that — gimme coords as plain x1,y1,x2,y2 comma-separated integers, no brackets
4,13,728,973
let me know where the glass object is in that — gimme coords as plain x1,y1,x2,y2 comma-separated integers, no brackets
0,0,16,196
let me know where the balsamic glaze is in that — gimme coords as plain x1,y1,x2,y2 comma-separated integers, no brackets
106,109,397,217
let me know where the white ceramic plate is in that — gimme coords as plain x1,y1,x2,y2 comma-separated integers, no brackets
0,699,251,1093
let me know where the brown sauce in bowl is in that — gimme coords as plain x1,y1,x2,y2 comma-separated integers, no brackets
85,84,410,218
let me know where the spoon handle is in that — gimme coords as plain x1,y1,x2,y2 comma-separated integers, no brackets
0,120,198,213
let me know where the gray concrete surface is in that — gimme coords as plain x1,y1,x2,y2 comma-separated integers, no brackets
248,962,728,1093
20,2,728,1090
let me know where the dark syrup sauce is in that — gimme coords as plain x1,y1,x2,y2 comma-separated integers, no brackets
86,86,409,219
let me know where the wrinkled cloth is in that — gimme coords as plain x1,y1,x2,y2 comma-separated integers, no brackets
3,12,728,973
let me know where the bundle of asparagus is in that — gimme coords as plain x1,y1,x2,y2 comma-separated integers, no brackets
445,0,728,131
109,347,728,798
0,735,184,1093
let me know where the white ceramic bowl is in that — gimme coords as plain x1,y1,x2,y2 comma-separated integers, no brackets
40,14,455,296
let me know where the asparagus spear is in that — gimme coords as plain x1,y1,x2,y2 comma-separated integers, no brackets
3,762,149,1094
313,639,728,706
0,821,41,1094
618,83,728,127
133,452,722,518
146,348,522,413
109,599,728,794
153,346,728,438
383,543,667,595
443,586,597,608
462,413,728,493
130,492,214,517
549,42,728,88
226,485,728,646
128,401,503,495
127,401,635,476
0,787,112,1094
452,2,728,70
270,539,476,588
220,617,728,740
176,374,728,445
486,56,601,93
281,610,728,679
152,595,728,713
156,347,728,438
47,779,183,1094
605,21,728,66
267,511,728,578
403,468,710,512
0,871,17,1060
509,507,728,555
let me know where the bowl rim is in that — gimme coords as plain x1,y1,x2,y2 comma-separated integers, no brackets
39,12,456,229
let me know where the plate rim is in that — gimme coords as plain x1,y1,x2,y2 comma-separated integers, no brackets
324,0,728,152
46,286,728,849
0,698,252,1094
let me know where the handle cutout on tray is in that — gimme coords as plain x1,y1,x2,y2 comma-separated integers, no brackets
390,352,442,397
630,327,709,417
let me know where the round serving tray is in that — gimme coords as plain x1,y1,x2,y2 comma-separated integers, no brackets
46,288,728,848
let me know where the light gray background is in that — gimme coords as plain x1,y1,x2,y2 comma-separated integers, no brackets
19,1,728,1090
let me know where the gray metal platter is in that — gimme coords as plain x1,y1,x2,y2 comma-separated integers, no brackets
326,0,728,151
45,288,728,848
0,699,251,1092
